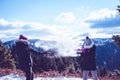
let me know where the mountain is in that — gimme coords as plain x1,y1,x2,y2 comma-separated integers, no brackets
3,39,58,54
3,38,120,71
96,41,120,70
79,38,120,70
93,38,113,46
3,38,113,49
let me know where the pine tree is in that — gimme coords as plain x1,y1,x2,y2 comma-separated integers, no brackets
112,35,120,46
0,40,16,69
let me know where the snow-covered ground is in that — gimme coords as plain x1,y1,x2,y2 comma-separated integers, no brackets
0,74,92,80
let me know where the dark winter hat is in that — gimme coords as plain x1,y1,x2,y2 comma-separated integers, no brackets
19,35,28,40
86,36,89,39
85,36,92,45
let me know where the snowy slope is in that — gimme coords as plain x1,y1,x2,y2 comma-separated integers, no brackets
3,38,114,57
0,74,92,80
93,38,113,46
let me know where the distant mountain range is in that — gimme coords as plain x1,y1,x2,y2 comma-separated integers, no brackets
93,38,113,46
3,38,120,70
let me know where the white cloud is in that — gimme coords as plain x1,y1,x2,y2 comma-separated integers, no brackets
89,28,111,38
0,29,19,34
0,8,117,41
0,10,116,55
0,18,9,26
77,8,119,38
0,18,26,29
85,8,117,21
55,12,76,23
0,34,7,38
11,21,26,28
25,22,76,41
28,22,49,29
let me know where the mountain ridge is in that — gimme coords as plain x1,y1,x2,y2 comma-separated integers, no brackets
2,38,120,70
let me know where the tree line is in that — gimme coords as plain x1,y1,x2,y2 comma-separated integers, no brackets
0,35,120,77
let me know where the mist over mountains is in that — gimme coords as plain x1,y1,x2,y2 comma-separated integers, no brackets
3,38,120,70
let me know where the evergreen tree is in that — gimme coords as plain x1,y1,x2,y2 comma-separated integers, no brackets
112,35,120,46
0,40,16,69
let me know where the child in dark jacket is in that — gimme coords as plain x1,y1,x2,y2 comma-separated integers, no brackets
81,36,98,80
13,35,34,80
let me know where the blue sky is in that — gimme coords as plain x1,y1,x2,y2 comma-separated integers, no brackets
0,0,120,41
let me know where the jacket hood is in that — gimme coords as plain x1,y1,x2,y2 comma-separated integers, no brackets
14,39,30,45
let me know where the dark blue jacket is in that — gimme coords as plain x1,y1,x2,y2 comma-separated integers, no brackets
81,45,97,70
13,40,33,69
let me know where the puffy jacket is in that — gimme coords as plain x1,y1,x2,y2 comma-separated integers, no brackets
13,40,33,68
81,45,97,70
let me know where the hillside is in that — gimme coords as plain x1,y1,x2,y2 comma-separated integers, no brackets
3,38,120,71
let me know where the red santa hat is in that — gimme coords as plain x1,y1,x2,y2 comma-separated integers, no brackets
19,35,28,40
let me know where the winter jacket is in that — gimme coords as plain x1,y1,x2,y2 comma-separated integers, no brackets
81,44,97,70
13,39,33,69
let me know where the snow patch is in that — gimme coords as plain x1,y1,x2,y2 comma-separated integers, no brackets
0,74,92,80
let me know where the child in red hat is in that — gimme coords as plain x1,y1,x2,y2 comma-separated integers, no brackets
13,34,34,80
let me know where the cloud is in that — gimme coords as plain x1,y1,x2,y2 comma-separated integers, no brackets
0,19,9,26
55,12,76,23
0,18,26,30
85,9,120,28
0,19,13,30
97,27,120,35
20,28,53,40
79,32,90,37
1,8,119,41
0,18,77,41
87,15,120,28
0,29,20,41
0,18,80,56
85,9,117,20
